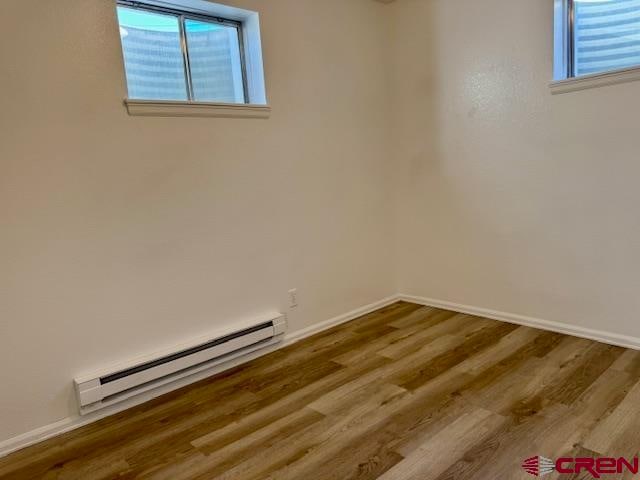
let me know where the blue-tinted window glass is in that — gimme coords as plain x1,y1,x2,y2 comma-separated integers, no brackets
184,19,245,103
117,6,188,100
575,0,640,76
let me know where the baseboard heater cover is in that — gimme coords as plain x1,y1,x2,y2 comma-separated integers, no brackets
74,313,286,414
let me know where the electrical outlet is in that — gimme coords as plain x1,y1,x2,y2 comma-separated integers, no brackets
288,289,298,308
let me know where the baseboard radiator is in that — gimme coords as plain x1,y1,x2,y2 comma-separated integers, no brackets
74,313,287,414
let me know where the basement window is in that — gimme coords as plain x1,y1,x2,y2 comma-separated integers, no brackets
116,0,269,117
552,0,640,93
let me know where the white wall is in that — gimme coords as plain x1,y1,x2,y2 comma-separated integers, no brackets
6,0,640,448
391,0,640,337
0,0,395,443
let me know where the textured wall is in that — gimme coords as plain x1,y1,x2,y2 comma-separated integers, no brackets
391,0,640,337
6,0,640,448
0,0,395,443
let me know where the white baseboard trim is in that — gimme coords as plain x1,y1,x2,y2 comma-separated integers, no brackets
0,294,401,459
282,295,401,346
399,294,640,351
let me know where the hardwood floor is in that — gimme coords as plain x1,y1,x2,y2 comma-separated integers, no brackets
1,301,639,479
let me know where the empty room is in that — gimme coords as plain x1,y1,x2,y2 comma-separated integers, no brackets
2,0,640,478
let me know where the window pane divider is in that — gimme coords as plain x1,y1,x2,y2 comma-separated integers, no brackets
567,0,575,79
178,15,195,101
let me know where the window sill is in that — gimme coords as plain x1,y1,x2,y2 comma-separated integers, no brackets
550,65,640,94
124,99,271,118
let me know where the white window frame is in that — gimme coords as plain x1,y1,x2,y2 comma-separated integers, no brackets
119,0,270,117
551,0,640,94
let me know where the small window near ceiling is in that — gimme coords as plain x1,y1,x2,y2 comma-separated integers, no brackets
116,1,265,104
554,0,640,79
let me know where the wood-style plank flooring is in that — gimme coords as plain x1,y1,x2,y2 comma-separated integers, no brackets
2,301,640,479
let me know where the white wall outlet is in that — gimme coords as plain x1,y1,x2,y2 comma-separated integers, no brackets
288,289,298,308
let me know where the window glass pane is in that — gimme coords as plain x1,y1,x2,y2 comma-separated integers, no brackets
184,19,245,103
574,0,640,76
117,6,188,100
